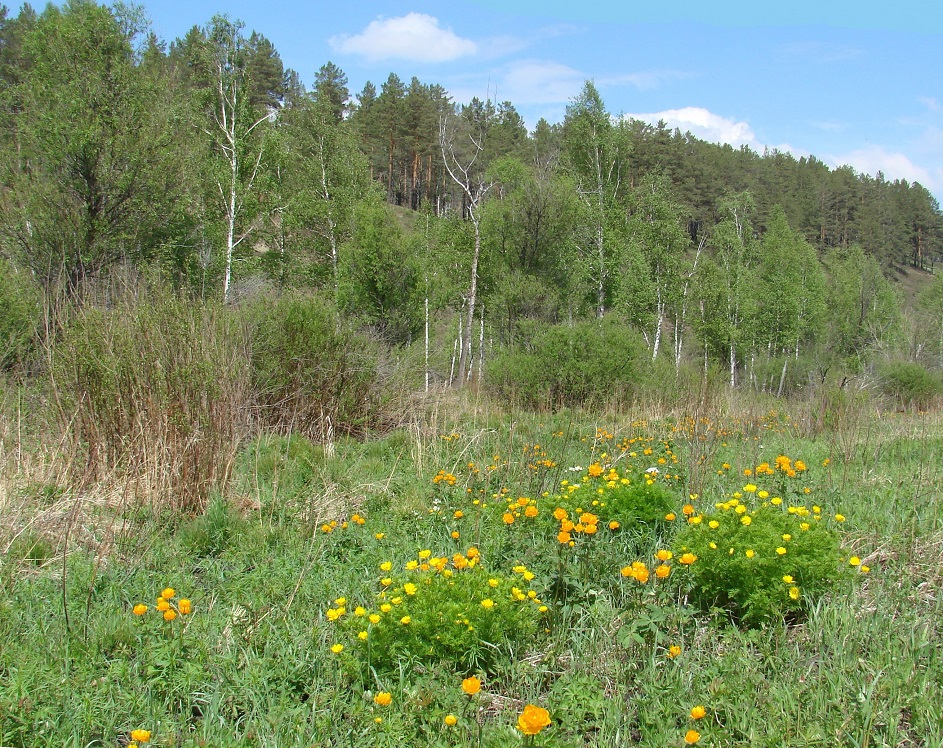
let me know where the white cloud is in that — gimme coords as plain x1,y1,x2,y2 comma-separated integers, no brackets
448,60,585,107
826,145,939,189
329,13,477,63
918,96,942,113
622,107,761,149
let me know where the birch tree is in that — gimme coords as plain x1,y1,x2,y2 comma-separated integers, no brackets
199,16,275,303
439,107,494,384
562,81,630,317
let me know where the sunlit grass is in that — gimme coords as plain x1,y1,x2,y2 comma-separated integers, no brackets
1,402,942,746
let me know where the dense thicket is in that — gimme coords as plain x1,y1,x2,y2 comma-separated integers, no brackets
1,2,942,403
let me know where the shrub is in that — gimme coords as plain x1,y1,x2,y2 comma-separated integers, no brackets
245,293,389,439
672,499,847,626
330,556,542,674
487,316,649,409
52,293,249,512
877,360,943,408
0,260,41,373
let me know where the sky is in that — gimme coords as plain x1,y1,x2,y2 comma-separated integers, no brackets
143,1,943,201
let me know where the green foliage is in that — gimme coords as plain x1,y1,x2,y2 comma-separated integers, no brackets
674,501,846,626
245,292,388,438
339,201,423,344
877,360,943,408
177,494,246,557
335,563,541,674
487,316,649,408
0,259,41,372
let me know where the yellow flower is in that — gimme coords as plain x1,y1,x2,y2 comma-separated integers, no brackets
745,549,755,559
404,583,418,595
374,532,385,540
517,704,551,735
331,644,344,654
374,692,392,706
369,614,381,624
690,705,706,720
480,599,495,609
655,549,673,561
130,729,151,743
743,484,757,493
358,631,368,641
771,497,782,506
444,714,458,726
379,561,393,571
776,547,787,555
708,520,719,529
685,729,701,744
462,676,481,695
849,556,861,566
665,512,676,521
156,599,170,611
783,575,794,584
789,586,801,600
178,599,192,615
679,553,697,566
418,549,432,559
161,588,175,600
834,513,846,522
133,604,148,616
163,609,177,621
740,515,752,526
667,644,682,658
655,564,671,579
400,615,411,625
609,520,620,530
380,603,392,613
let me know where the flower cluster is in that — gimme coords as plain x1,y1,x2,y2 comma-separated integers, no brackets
132,587,192,621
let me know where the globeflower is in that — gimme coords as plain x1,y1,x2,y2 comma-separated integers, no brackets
690,705,706,720
462,676,481,695
685,728,701,744
517,704,551,735
374,692,392,706
132,604,148,616
130,729,151,743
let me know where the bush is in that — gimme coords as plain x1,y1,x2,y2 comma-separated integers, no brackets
673,499,847,626
487,316,649,409
245,293,391,439
331,557,542,674
0,260,41,373
877,360,943,408
52,293,249,512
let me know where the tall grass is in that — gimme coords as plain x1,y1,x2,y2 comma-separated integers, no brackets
51,292,251,514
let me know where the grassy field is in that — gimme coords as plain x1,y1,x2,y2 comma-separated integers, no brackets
1,391,942,747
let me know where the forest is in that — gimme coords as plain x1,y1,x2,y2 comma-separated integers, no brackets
1,1,943,403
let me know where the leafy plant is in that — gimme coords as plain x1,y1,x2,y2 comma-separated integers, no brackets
673,499,848,625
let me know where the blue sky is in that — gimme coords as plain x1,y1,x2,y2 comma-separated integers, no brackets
144,1,943,201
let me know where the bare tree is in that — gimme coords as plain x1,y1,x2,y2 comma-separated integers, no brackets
439,112,494,384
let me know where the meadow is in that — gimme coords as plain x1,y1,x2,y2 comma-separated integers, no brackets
1,391,941,748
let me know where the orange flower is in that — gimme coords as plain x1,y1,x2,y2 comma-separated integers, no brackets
690,705,706,720
524,505,539,518
462,676,481,695
130,729,151,743
132,604,148,616
178,599,192,615
374,692,392,706
553,507,568,521
557,531,572,544
685,728,701,744
588,462,603,477
655,564,671,579
517,704,551,735
682,504,695,516
503,513,515,525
